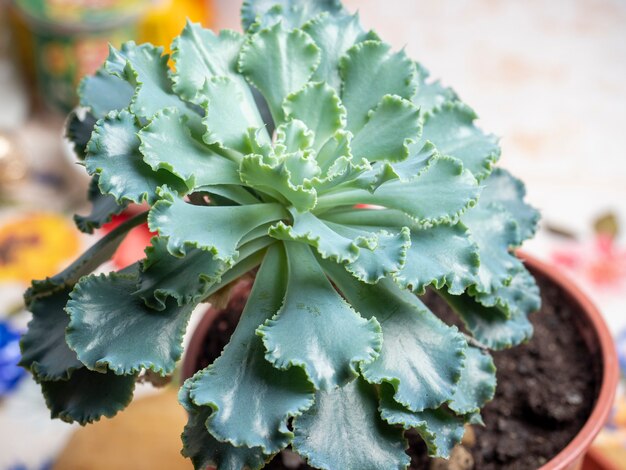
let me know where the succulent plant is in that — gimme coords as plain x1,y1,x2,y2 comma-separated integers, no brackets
21,0,540,468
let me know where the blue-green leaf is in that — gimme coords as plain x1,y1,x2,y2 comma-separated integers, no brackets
180,381,270,470
449,346,496,415
340,40,417,133
171,23,247,104
148,190,287,260
394,223,479,295
238,23,320,124
241,0,345,32
303,11,376,91
293,377,409,470
257,242,382,389
41,368,136,425
25,211,148,303
201,76,269,154
327,267,466,412
106,42,186,119
74,176,128,234
138,107,241,190
411,64,456,114
79,67,133,117
316,155,479,225
66,272,195,375
350,94,420,163
188,245,314,452
421,102,499,181
66,110,98,160
480,168,540,242
379,385,464,459
86,110,186,204
283,82,346,150
20,288,83,381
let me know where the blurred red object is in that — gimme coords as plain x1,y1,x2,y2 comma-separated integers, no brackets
100,210,154,270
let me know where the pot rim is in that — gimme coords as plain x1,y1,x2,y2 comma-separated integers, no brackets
519,252,619,470
181,253,619,470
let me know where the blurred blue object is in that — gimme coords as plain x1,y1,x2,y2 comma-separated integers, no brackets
0,321,25,396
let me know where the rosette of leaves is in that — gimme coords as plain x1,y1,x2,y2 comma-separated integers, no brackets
21,0,541,468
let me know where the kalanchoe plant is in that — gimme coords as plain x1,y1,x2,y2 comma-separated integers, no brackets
21,0,541,468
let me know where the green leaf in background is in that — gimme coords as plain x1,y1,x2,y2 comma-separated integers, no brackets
379,385,465,459
283,82,346,150
188,245,314,453
66,272,195,376
238,23,320,124
449,346,496,415
180,381,270,470
327,267,466,412
340,40,417,133
303,12,376,91
350,94,421,163
86,110,186,204
394,223,479,295
41,368,137,425
148,189,286,260
257,242,382,389
66,111,98,160
421,102,500,181
293,377,410,470
138,107,241,190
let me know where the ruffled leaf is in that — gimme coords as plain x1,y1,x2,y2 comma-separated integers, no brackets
394,223,479,295
303,11,376,91
350,94,420,163
292,377,409,470
422,102,499,181
327,267,466,412
317,155,479,226
86,110,186,204
340,40,417,132
241,0,345,32
449,346,496,415
79,67,133,117
282,82,346,150
379,385,464,459
149,190,287,260
25,211,148,303
480,168,540,242
257,242,382,389
180,381,270,470
66,111,97,160
20,288,83,381
74,176,128,234
188,245,314,452
138,107,241,190
411,64,456,114
66,272,196,375
239,153,317,211
238,23,320,124
201,76,269,154
106,42,185,119
41,368,136,425
171,23,247,104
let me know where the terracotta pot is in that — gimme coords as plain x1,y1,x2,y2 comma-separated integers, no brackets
181,254,619,470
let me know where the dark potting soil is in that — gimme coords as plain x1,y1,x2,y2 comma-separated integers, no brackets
193,271,600,469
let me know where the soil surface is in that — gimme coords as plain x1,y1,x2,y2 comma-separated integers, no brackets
192,271,600,469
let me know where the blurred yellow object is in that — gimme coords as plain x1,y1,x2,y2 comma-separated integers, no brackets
0,214,80,283
139,0,213,53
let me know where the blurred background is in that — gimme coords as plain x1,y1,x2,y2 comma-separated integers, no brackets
0,0,625,468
